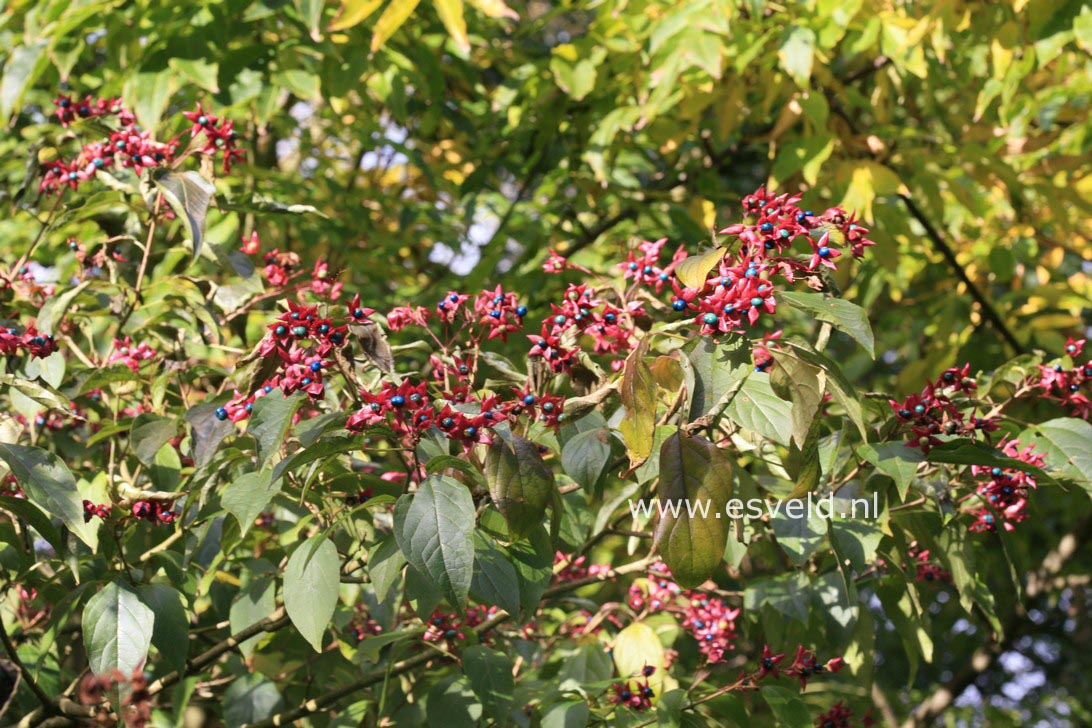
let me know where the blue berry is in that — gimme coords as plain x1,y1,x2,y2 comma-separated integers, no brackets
760,222,774,233
449,293,459,302
658,272,669,281
523,394,536,405
750,297,763,308
554,314,566,325
702,312,718,326
309,361,322,372
301,377,312,386
318,323,329,334
628,262,638,271
263,385,273,394
197,115,208,125
818,246,831,258
354,308,366,318
604,313,616,323
672,299,687,311
214,407,228,421
543,402,555,412
464,426,478,438
390,395,405,407
245,402,253,413
489,310,501,319
991,467,1003,477
441,417,454,428
913,404,926,414
516,305,527,316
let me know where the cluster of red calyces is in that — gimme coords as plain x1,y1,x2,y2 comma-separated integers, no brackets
670,187,874,336
78,667,152,727
619,238,688,293
108,336,157,371
530,283,642,374
908,545,951,583
83,499,176,525
754,644,845,690
608,666,657,712
968,438,1045,533
888,363,996,453
41,95,242,196
1033,337,1089,419
422,605,499,645
815,701,877,728
0,322,58,359
553,552,610,583
628,562,740,664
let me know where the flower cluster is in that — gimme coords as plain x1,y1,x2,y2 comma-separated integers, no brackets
889,364,995,453
967,438,1045,533
0,322,58,359
753,644,844,690
530,283,641,373
1033,337,1089,419
553,552,610,583
108,337,157,371
671,188,874,335
619,238,687,293
40,96,242,196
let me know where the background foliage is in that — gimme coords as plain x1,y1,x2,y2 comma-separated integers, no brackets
0,0,1090,727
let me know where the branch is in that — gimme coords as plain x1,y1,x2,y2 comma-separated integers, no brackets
897,194,1025,355
901,515,1091,727
0,617,55,714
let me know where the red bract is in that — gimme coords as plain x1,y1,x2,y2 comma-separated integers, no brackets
815,701,854,728
1031,338,1090,419
888,364,995,453
108,336,156,371
608,679,655,711
968,438,1045,533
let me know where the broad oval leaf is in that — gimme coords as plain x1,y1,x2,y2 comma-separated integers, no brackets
136,584,188,671
680,337,750,421
222,470,281,536
779,290,875,358
83,580,155,676
560,427,611,492
130,414,178,466
394,475,476,610
485,434,554,540
464,645,515,725
329,0,385,30
246,389,305,467
613,621,666,693
283,534,341,651
653,432,732,588
434,0,470,54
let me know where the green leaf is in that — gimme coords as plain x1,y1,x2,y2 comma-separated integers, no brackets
778,26,816,87
928,439,1056,485
558,642,614,688
1,42,47,123
0,443,97,549
830,518,884,574
673,246,726,289
130,414,178,466
434,0,470,54
722,373,794,446
283,534,341,651
246,390,305,467
220,192,325,216
769,349,825,447
223,673,284,728
782,342,868,439
858,442,923,499
680,336,750,420
0,495,65,555
619,339,657,465
769,503,826,565
186,403,235,469
485,435,554,540
124,70,172,130
780,291,875,358
560,426,611,491
463,645,514,725
136,584,189,672
1019,418,1092,491
369,535,407,599
167,57,220,92
394,476,476,610
153,170,217,261
83,580,155,676
745,571,811,623
222,470,281,536
469,532,521,617
427,676,481,728
653,431,732,588
762,684,812,725
230,561,277,658
371,0,422,52
541,701,590,728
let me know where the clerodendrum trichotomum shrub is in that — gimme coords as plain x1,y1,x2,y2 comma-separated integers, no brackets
1,96,1090,728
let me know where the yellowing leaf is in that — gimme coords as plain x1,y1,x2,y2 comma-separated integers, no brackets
673,246,726,290
371,0,422,53
329,0,384,30
434,0,470,54
778,26,815,87
468,0,517,20
839,161,906,221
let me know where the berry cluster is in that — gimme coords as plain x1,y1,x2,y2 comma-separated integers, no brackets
628,562,739,664
967,438,1045,533
531,284,641,373
753,644,845,690
888,363,996,453
670,188,874,335
608,666,657,712
619,238,688,294
40,96,242,196
108,336,157,371
908,546,951,584
553,551,610,583
1033,337,1089,419
422,605,499,645
82,499,177,525
0,323,58,359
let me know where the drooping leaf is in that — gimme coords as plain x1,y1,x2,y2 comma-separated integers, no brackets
283,534,341,651
769,349,825,447
560,426,611,491
0,443,97,548
762,684,813,725
680,336,750,420
130,414,178,466
778,26,816,86
83,580,155,676
722,373,794,446
485,435,554,540
153,169,216,261
329,0,385,30
653,431,732,588
469,532,521,617
186,402,235,469
230,561,277,657
223,674,284,728
434,0,470,54
1019,418,1092,491
246,389,305,467
858,442,923,499
371,0,422,52
136,584,189,671
394,476,476,610
618,339,657,466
